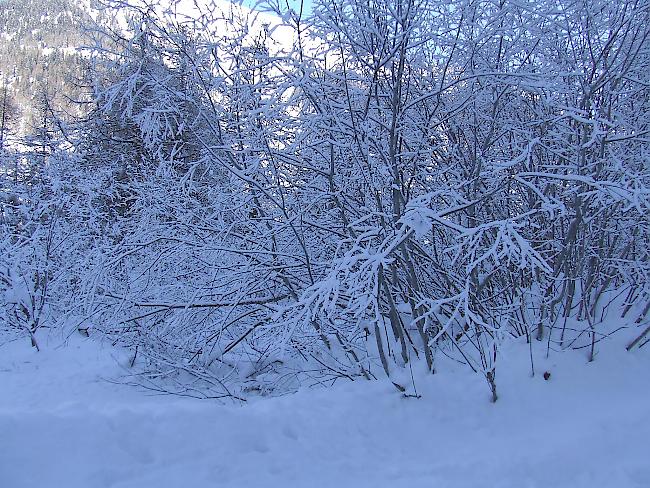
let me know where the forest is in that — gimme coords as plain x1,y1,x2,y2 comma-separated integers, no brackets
1,0,649,404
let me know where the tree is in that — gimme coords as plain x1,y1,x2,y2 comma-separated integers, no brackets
6,0,646,401
0,80,19,152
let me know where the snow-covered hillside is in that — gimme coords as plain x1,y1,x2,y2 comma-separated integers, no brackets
1,331,648,488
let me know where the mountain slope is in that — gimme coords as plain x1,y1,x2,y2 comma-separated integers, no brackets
0,0,104,134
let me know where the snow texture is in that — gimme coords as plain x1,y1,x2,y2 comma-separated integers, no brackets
1,332,648,488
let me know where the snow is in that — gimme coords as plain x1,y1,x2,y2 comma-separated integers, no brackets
105,0,297,51
1,332,649,488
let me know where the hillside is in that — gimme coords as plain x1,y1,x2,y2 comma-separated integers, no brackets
0,0,110,135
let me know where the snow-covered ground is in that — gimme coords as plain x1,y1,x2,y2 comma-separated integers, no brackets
1,331,648,488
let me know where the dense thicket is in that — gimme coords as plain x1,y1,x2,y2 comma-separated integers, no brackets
2,0,649,400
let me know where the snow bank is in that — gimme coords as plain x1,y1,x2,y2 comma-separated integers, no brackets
1,332,648,487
